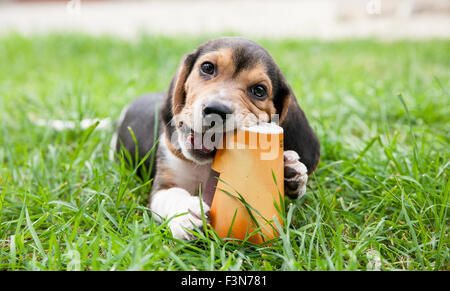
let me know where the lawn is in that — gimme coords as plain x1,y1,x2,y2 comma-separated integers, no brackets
0,33,448,270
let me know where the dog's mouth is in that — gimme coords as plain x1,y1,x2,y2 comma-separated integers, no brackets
185,129,223,157
177,118,236,162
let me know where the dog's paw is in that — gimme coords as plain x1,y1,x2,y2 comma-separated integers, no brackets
166,189,210,240
284,150,308,199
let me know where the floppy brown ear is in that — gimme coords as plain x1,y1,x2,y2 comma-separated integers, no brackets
280,88,321,175
171,51,199,115
160,50,199,136
272,83,291,124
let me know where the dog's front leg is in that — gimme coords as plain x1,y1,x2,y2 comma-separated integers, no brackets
284,150,309,199
150,187,210,240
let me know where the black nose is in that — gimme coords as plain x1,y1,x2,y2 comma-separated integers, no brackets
203,102,233,121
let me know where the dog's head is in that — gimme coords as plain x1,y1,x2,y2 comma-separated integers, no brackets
161,37,319,172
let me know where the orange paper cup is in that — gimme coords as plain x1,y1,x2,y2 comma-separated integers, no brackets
203,123,284,244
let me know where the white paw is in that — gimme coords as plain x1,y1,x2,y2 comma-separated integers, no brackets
284,150,308,199
163,188,210,240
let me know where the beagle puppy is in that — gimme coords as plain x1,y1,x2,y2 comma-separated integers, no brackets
114,37,320,240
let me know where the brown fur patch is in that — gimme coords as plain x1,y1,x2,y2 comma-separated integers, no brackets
150,165,176,194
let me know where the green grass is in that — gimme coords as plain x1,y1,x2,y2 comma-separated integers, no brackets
0,33,449,270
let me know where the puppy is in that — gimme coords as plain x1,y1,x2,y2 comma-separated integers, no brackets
114,37,320,240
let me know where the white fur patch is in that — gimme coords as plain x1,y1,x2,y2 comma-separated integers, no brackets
108,104,130,161
160,133,212,194
150,187,210,240
108,132,118,161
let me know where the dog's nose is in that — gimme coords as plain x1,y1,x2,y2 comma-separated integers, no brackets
203,102,233,121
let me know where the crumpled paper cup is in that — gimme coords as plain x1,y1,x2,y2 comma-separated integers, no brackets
203,122,284,244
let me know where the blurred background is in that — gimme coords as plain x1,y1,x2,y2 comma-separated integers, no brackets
1,0,449,39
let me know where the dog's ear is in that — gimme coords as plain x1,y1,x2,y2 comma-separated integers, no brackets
170,51,199,115
272,80,291,124
278,84,321,175
161,50,199,133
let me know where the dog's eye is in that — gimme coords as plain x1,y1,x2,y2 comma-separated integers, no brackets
200,62,215,75
250,85,267,99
